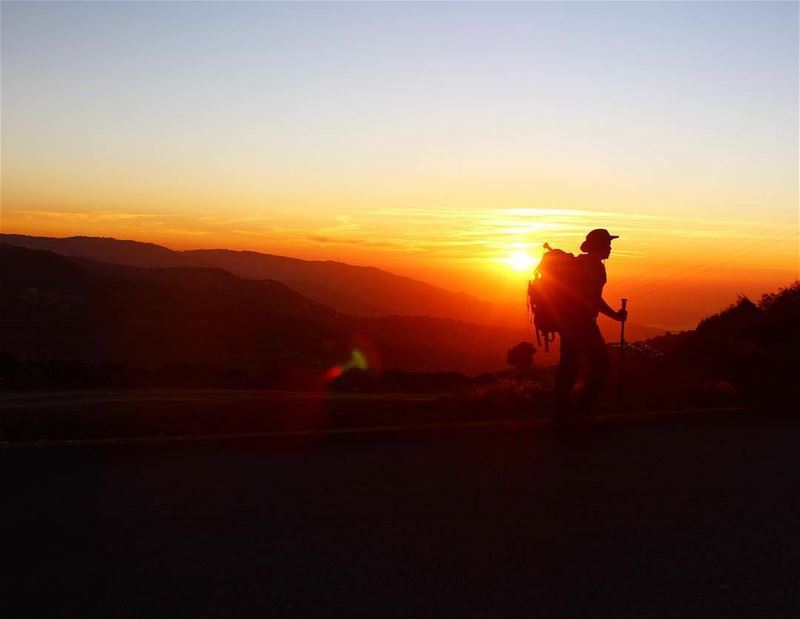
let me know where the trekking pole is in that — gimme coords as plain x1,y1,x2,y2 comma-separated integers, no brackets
617,298,628,411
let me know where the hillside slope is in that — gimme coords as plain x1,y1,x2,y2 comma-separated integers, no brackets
0,234,494,323
0,244,527,376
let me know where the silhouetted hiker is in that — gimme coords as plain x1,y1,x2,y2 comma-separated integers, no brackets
552,229,627,425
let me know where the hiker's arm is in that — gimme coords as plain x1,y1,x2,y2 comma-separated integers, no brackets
598,297,627,321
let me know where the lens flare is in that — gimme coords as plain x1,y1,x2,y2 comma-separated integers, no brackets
324,348,370,382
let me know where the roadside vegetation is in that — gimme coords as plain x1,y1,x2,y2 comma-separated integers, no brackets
0,282,796,444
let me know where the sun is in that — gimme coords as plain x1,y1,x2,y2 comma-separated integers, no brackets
508,251,536,272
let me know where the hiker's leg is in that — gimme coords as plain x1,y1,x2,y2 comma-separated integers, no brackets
555,336,578,419
576,324,609,415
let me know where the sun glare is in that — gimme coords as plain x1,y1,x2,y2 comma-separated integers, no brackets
508,251,536,272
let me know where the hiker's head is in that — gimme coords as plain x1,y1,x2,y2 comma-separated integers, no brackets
580,229,619,258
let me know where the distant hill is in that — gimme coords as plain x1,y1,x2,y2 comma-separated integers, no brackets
0,233,664,343
0,244,528,377
0,234,494,324
0,243,340,371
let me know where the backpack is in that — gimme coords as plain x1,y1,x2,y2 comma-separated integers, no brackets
527,243,585,351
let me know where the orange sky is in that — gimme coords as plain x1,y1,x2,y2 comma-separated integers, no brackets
3,200,797,332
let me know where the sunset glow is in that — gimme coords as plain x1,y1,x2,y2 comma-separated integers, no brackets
508,251,537,273
1,2,797,331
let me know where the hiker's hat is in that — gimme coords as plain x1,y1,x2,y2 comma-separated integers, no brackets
580,228,619,253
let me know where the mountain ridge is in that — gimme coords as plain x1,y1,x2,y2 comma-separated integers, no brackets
0,243,528,375
0,233,664,343
0,233,495,323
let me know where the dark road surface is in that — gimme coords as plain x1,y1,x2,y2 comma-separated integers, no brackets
4,409,800,618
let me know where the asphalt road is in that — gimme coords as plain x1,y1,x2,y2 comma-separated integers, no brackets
4,409,800,618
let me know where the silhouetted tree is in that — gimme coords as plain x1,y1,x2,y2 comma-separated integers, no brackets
506,341,536,374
